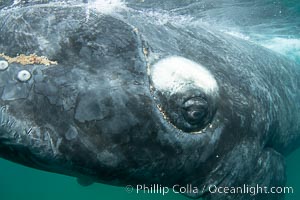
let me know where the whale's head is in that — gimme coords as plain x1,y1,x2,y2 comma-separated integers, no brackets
0,1,298,199
0,7,222,186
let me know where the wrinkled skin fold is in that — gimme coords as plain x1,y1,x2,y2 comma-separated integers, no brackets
0,1,300,200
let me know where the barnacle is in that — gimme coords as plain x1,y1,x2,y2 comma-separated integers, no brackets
17,70,31,82
0,60,9,70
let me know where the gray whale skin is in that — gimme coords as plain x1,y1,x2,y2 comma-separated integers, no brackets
0,1,300,200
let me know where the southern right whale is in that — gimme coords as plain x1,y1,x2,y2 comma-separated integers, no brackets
0,0,299,199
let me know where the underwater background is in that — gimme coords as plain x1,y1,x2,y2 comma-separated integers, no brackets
0,0,300,200
0,148,300,200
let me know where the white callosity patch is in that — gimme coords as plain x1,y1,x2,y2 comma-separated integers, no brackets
0,60,9,71
17,70,31,82
151,56,218,95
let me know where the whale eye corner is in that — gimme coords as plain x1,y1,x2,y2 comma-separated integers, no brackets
149,56,218,133
17,70,32,82
0,60,9,71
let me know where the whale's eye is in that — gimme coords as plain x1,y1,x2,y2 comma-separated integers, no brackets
150,56,219,133
182,97,208,125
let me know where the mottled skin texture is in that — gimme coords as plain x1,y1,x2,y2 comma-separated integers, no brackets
0,1,300,200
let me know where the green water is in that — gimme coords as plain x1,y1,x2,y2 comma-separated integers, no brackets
0,148,300,200
0,158,189,200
